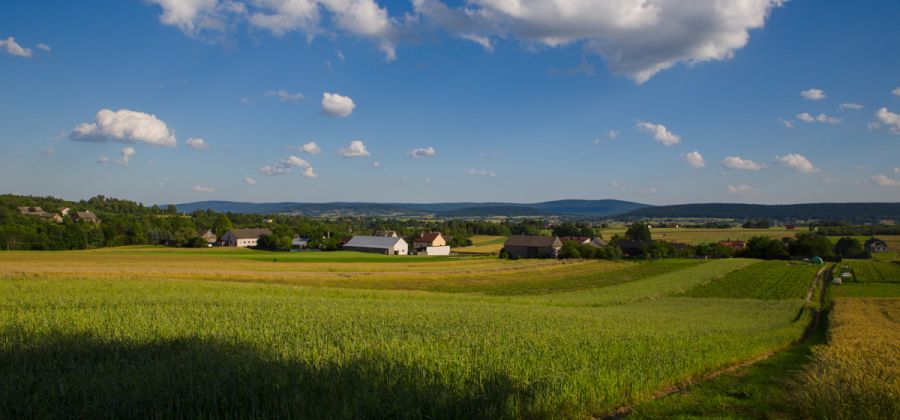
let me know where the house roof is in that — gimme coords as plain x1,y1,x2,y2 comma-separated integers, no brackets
504,235,561,248
864,238,887,246
344,235,407,249
560,236,593,243
225,228,272,239
75,211,97,219
415,232,443,243
372,230,398,237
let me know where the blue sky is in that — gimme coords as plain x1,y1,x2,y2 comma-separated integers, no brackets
1,0,899,205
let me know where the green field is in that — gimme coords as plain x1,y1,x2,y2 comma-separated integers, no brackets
0,248,827,418
682,261,819,300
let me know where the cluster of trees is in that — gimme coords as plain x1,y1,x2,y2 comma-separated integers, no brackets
739,233,870,260
742,219,772,229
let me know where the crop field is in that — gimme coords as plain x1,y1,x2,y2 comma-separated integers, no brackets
0,249,823,418
843,260,900,283
681,261,818,300
451,235,507,254
597,226,801,244
793,298,900,419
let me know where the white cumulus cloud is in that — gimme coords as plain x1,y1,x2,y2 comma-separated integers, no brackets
775,153,817,173
119,147,136,165
636,120,681,146
0,37,33,57
875,107,900,134
321,92,355,117
301,167,318,178
192,184,215,193
796,112,815,123
413,0,784,83
243,177,257,185
335,140,369,157
299,141,321,154
721,156,765,171
280,155,310,167
796,112,841,124
682,151,705,168
408,146,436,159
185,137,209,150
465,168,497,177
70,108,177,147
870,175,900,187
800,88,826,100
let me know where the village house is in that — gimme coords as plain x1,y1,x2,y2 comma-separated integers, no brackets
343,236,408,255
864,238,889,254
412,232,450,256
291,236,309,252
220,228,272,248
198,230,217,245
73,210,99,224
503,235,563,259
18,207,64,223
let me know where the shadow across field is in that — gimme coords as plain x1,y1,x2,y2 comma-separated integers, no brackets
0,327,545,419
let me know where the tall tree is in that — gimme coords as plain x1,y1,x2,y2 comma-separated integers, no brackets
625,222,652,241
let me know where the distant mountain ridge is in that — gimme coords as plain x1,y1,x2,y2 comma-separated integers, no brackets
624,202,900,222
173,199,650,217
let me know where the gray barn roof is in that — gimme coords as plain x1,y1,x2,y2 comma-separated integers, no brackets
504,235,562,248
225,228,272,239
344,236,407,249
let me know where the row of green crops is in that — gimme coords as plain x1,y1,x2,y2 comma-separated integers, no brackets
681,261,818,300
0,262,811,418
843,260,900,283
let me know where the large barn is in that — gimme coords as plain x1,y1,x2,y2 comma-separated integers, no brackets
343,236,409,255
220,228,272,248
503,235,563,259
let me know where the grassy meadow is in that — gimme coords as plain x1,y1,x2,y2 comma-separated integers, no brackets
0,246,880,418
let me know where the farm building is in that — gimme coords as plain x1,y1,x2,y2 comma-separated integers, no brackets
560,236,607,248
343,236,408,255
718,240,746,252
864,238,888,253
198,230,217,244
503,235,563,259
412,232,450,256
220,228,272,248
616,240,652,256
373,230,399,237
73,211,99,224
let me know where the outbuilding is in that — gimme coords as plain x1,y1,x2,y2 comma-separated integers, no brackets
503,235,563,258
220,228,273,248
343,236,409,255
864,238,888,253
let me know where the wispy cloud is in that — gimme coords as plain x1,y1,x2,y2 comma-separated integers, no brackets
465,168,497,177
266,90,304,102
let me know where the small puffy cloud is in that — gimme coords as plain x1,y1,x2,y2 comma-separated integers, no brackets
796,112,841,124
40,147,54,156
800,88,826,100
682,151,705,168
721,156,765,171
96,156,109,164
875,107,900,134
259,165,289,176
301,167,318,178
243,177,257,185
840,103,863,110
36,43,51,52
796,112,815,123
371,161,382,168
70,109,177,147
335,140,369,157
635,121,681,146
281,155,310,168
408,146,436,159
775,153,818,174
298,141,321,154
606,130,620,139
321,92,355,117
0,37,32,57
465,168,497,177
266,90,304,101
892,87,900,97
119,147,136,165
185,137,209,150
727,184,754,195
192,185,215,193
870,175,900,187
